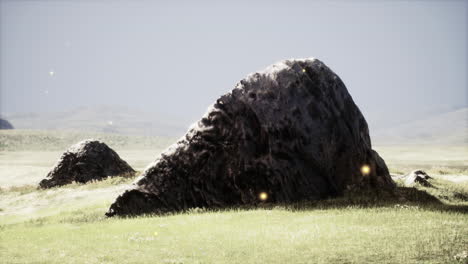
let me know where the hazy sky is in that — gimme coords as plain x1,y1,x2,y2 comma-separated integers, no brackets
1,0,467,130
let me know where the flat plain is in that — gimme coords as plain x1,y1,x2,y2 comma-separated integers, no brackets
0,130,467,264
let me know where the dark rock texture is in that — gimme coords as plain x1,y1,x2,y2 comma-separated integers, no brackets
404,170,432,187
107,58,395,217
0,118,14,129
39,139,135,188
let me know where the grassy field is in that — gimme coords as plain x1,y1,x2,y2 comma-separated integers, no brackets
0,130,175,187
1,130,467,263
374,145,468,176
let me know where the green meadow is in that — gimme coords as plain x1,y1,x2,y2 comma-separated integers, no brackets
1,130,467,264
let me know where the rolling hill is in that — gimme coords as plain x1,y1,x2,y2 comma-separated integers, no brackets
3,105,187,137
3,106,467,146
372,107,467,145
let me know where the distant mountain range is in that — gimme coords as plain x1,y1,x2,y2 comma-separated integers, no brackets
3,105,188,137
372,107,467,145
3,106,467,145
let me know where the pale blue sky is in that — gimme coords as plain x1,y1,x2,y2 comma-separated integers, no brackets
1,0,467,129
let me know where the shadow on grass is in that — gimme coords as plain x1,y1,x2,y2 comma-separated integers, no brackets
118,184,468,220
278,186,468,214
7,180,465,227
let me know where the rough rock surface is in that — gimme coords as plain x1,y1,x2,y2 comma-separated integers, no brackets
0,118,14,129
39,139,135,188
404,170,432,187
107,58,395,217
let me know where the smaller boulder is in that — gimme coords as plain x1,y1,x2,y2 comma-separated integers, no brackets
0,118,14,129
39,139,135,188
404,170,432,187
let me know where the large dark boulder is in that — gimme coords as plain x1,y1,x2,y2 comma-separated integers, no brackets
39,139,135,188
0,118,14,129
106,58,395,217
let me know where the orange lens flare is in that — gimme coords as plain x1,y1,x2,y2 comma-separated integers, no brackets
259,192,268,201
361,165,371,175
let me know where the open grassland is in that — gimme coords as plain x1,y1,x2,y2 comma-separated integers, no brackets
0,129,177,151
1,130,467,263
0,130,175,187
374,145,468,176
0,179,467,264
